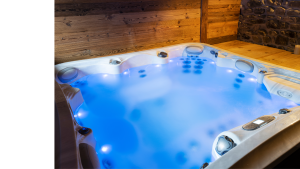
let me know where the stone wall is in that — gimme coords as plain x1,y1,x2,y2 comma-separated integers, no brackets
238,0,300,52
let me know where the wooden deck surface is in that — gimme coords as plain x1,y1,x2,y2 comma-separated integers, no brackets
214,40,300,71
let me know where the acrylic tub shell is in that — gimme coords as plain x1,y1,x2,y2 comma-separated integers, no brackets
55,43,300,169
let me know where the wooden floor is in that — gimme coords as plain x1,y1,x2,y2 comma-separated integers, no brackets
214,40,300,71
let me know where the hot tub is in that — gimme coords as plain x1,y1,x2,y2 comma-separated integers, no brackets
55,43,300,169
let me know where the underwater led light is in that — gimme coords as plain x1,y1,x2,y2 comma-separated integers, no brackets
227,70,233,73
124,72,128,75
78,113,82,117
103,74,108,77
210,62,215,64
101,145,111,153
248,78,256,82
156,65,160,67
169,60,173,62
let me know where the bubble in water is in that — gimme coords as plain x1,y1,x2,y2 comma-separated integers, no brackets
176,151,188,164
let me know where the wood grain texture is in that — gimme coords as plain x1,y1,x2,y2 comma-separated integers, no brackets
55,0,201,17
207,34,237,44
207,0,241,44
214,40,300,70
55,0,201,64
200,0,208,43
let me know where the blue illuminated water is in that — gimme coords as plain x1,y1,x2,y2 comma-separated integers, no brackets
71,56,298,169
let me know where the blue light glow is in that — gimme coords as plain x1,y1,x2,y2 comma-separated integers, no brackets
71,56,297,169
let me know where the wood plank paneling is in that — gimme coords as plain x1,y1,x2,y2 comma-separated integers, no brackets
55,0,201,64
200,0,208,43
55,0,201,17
208,0,241,5
55,0,244,63
207,0,241,44
207,34,237,44
207,20,238,38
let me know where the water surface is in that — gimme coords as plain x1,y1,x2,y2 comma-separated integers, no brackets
71,56,298,169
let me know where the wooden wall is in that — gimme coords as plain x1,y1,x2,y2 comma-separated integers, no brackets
55,0,242,64
55,0,201,64
206,0,241,44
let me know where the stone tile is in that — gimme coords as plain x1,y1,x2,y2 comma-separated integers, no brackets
269,30,279,36
266,20,280,29
263,36,272,43
242,34,251,40
266,6,275,14
244,8,253,14
266,15,276,19
288,1,300,9
280,30,298,38
245,15,257,19
290,17,300,23
289,38,297,45
265,0,283,6
254,8,266,14
275,35,289,45
282,16,300,23
253,35,263,43
257,29,268,36
285,46,295,52
247,0,264,8
266,20,289,29
257,15,267,19
275,7,286,16
287,9,300,16
240,0,300,53
290,24,300,30
249,19,266,24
